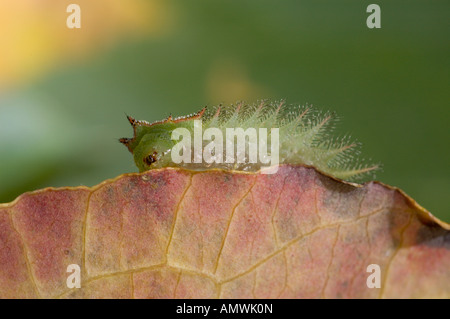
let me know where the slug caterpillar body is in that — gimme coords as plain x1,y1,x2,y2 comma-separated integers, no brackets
120,100,379,181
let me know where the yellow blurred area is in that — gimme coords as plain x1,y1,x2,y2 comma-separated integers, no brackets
206,57,270,104
0,0,172,89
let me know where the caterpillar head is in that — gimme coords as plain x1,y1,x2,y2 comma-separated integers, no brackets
120,108,206,172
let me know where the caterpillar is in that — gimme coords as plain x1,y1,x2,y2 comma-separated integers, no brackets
120,100,379,181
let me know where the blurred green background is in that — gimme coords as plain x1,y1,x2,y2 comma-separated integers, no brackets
0,0,448,221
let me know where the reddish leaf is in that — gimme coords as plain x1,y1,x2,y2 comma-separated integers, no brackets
0,165,448,298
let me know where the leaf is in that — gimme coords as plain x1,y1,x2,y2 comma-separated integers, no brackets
0,165,448,299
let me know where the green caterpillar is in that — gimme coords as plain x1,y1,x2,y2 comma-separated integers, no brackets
120,100,378,181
